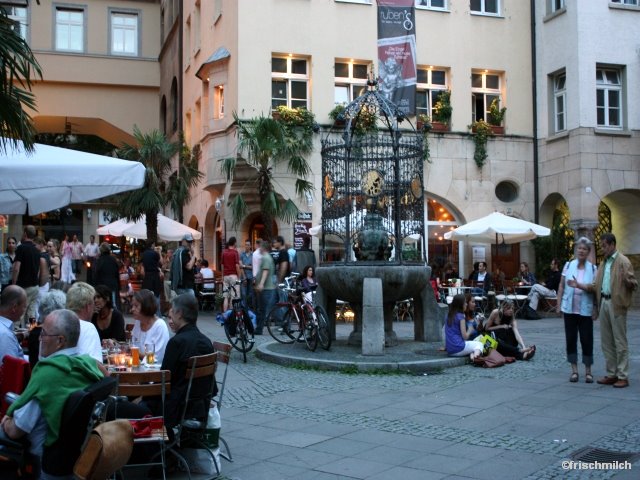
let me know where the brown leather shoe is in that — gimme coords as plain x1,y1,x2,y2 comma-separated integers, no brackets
613,379,629,388
597,376,619,385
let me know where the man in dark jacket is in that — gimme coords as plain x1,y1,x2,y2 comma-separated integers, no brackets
94,242,121,310
160,294,216,427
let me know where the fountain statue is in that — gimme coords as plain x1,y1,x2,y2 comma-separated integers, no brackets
316,80,442,355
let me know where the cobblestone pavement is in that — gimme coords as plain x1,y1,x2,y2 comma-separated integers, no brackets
150,310,640,479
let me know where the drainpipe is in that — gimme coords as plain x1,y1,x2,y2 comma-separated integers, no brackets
530,0,540,223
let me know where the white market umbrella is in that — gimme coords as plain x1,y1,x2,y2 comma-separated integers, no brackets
0,138,146,215
97,213,202,242
444,211,550,244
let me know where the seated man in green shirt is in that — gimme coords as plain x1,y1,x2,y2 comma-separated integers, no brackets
1,309,104,464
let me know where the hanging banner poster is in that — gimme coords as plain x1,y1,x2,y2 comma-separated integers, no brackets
376,0,417,116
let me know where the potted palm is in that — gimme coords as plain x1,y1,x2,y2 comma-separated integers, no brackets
432,90,452,132
487,98,507,134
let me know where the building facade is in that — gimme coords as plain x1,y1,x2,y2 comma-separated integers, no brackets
182,0,538,277
3,0,161,241
536,0,640,268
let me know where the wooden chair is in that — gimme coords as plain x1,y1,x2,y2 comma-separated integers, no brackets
113,370,173,480
172,352,221,476
212,342,233,462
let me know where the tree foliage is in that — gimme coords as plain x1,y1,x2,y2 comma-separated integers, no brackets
0,7,42,153
221,111,314,240
114,127,203,244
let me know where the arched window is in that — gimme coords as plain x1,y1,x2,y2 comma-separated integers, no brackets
170,77,178,132
160,95,167,135
426,197,459,270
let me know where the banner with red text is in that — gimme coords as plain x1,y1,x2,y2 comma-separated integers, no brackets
377,0,416,115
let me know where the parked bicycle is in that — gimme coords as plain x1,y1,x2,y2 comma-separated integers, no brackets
266,275,331,351
220,281,254,363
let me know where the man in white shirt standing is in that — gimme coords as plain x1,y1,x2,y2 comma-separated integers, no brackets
84,235,99,285
252,238,263,285
65,282,103,363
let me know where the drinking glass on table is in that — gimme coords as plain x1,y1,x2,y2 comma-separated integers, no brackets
144,343,156,365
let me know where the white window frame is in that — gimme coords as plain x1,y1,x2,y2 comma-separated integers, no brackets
416,0,448,10
214,84,225,119
470,0,500,16
271,56,309,110
553,72,566,133
335,0,372,4
109,10,139,56
7,6,28,40
611,0,638,5
471,71,502,122
549,0,566,12
334,61,371,105
416,68,448,118
596,67,623,129
55,5,85,53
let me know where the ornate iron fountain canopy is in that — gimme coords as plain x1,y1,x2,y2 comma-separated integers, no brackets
320,81,425,265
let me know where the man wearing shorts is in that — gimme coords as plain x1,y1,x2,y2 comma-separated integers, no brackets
221,237,242,311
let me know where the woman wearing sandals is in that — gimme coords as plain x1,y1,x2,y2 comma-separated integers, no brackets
445,294,484,361
485,301,536,360
556,237,597,383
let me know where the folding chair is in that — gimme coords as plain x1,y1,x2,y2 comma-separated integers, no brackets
113,370,174,480
540,296,560,316
171,352,220,476
212,341,233,462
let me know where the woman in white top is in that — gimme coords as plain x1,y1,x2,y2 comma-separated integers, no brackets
130,288,170,364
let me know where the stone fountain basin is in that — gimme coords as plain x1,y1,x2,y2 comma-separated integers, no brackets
316,265,429,303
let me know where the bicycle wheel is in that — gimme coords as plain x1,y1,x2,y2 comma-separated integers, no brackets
225,312,254,357
302,313,318,352
315,306,332,350
266,306,296,344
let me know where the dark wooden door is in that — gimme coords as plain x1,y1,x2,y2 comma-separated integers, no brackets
492,243,520,280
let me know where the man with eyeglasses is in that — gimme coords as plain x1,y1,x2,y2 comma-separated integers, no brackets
1,309,104,465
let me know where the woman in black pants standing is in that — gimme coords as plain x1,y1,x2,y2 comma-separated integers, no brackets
555,237,597,383
485,301,536,360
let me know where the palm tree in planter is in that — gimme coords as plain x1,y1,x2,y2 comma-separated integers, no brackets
115,128,203,244
487,98,507,134
221,112,315,240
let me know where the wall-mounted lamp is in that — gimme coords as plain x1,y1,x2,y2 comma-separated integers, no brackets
214,195,224,212
305,191,313,208
86,208,92,220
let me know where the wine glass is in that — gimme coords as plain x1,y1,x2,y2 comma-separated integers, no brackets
144,343,156,366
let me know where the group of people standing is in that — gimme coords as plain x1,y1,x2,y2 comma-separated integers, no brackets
556,234,637,388
444,232,637,389
217,234,316,337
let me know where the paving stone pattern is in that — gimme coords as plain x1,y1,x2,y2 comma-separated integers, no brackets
155,311,640,479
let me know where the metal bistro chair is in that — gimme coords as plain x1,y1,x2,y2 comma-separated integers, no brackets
212,341,233,462
171,352,221,477
113,370,174,480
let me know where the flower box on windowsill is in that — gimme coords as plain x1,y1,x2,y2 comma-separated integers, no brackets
431,121,449,133
471,124,504,135
271,110,281,120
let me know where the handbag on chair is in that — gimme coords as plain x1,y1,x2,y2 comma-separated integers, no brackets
74,419,134,480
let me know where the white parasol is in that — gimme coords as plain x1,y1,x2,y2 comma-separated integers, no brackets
444,212,550,244
0,138,145,215
97,213,202,241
